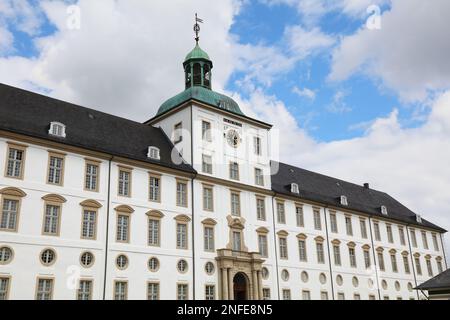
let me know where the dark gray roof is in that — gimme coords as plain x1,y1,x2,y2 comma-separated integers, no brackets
0,83,195,174
271,161,446,232
416,269,450,290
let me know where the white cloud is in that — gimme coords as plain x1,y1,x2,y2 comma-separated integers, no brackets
292,86,316,100
0,0,44,36
326,89,352,113
329,0,450,102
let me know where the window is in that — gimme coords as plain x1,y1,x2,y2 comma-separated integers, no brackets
148,219,160,246
363,250,371,269
176,181,188,207
290,183,299,194
177,259,188,273
410,229,417,247
43,204,60,235
205,285,215,300
387,225,394,243
296,205,304,227
80,252,94,268
1,199,19,231
230,192,241,216
116,214,129,242
258,234,268,258
0,277,10,300
229,162,239,180
360,219,368,239
262,288,271,300
383,295,389,300
204,226,215,252
421,231,429,250
233,231,242,251
282,289,291,300
203,186,214,211
415,256,422,275
256,197,266,221
149,174,161,202
48,122,66,138
202,121,211,141
255,168,264,186
437,259,443,273
426,259,433,277
378,252,385,271
340,196,348,206
5,144,26,179
302,290,311,300
36,278,53,300
333,245,341,266
253,136,261,155
47,154,64,185
374,222,381,241
354,293,361,300
177,284,188,300
148,257,159,272
345,216,353,236
390,253,398,273
316,242,325,264
85,161,99,191
337,292,345,300
369,295,376,300
279,237,288,259
176,223,188,249
399,227,406,245
40,249,56,266
330,213,338,233
114,281,127,300
147,146,160,160
403,255,411,274
202,154,213,174
0,247,13,264
416,214,422,223
381,205,388,215
349,248,357,268
173,122,182,143
116,255,128,270
313,209,322,230
432,234,439,251
277,202,285,224
81,209,97,239
147,282,159,300
321,291,329,300
261,267,269,279
118,169,131,197
298,239,307,262
77,280,92,300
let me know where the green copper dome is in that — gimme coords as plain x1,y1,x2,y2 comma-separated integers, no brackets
184,44,210,62
157,86,244,116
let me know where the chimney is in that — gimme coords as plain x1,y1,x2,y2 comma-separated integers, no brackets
363,183,370,189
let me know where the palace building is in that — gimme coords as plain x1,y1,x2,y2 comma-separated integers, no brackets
0,36,448,300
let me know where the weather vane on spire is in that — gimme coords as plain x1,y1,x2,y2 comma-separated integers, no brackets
194,13,203,44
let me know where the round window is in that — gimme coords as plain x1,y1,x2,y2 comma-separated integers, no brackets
80,252,94,268
407,282,413,292
116,254,128,270
368,278,374,289
0,247,13,264
319,273,327,285
281,269,289,281
352,276,359,288
40,249,56,266
205,262,215,275
381,279,388,290
336,275,343,286
177,259,188,273
395,281,401,292
301,271,309,283
261,267,269,280
148,257,159,272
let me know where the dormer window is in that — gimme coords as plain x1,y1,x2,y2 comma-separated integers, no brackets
48,122,66,138
416,214,422,223
381,205,388,215
291,183,299,194
147,147,160,160
340,195,348,206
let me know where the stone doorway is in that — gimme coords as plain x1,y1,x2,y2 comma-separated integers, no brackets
233,272,249,300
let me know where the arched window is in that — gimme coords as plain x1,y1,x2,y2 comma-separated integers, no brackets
185,65,192,88
193,63,201,86
203,64,211,87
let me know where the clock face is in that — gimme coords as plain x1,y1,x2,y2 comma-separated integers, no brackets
226,129,240,148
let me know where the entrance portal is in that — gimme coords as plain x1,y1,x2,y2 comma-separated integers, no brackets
233,272,248,300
